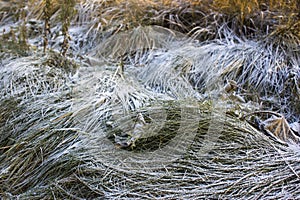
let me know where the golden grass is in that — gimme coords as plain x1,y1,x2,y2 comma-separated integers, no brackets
2,0,299,42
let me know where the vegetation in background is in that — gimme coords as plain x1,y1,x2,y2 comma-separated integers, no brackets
18,0,28,47
59,0,76,56
43,0,51,53
3,0,299,50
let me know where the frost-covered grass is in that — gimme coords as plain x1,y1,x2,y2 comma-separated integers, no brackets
0,0,300,199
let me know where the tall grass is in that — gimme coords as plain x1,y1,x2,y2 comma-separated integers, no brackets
2,0,299,51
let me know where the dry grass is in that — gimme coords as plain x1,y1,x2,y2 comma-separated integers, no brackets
1,0,297,41
2,0,300,52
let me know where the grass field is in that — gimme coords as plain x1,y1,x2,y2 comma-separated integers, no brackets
0,0,300,199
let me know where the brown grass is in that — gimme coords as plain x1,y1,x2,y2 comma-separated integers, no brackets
2,0,299,43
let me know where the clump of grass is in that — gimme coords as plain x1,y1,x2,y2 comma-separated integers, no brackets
0,128,81,196
90,23,299,120
262,20,300,53
25,105,299,199
0,51,78,100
